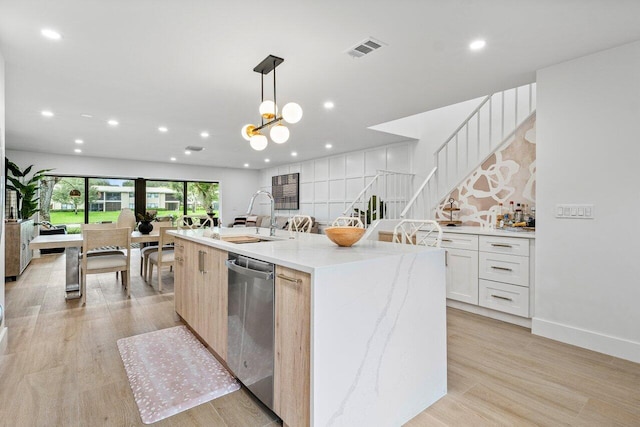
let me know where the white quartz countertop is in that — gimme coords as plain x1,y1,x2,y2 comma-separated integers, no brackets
439,225,536,239
169,227,439,274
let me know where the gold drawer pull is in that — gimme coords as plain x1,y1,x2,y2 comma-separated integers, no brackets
442,239,453,242
491,243,513,248
491,294,513,302
277,273,302,284
491,266,513,272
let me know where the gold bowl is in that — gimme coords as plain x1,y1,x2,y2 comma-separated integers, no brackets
324,226,366,247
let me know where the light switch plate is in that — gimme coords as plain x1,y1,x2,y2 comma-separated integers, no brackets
555,204,594,219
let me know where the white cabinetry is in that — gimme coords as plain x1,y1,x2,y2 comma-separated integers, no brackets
442,234,479,304
478,235,531,318
443,230,535,326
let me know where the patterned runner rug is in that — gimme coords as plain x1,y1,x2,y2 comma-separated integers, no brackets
117,325,240,424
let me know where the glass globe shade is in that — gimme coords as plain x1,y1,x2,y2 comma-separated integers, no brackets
282,102,303,124
250,134,268,151
270,124,290,144
241,124,255,141
259,100,278,119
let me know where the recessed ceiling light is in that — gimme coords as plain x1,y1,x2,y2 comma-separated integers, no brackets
244,163,249,167
264,158,270,163
170,157,177,161
469,39,486,51
323,101,334,109
200,131,209,138
158,126,168,133
74,148,82,153
41,110,54,117
74,139,83,144
80,114,93,118
108,119,119,126
325,143,333,149
185,150,191,155
41,28,62,41
291,152,298,157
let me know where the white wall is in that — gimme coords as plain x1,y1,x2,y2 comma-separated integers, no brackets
535,40,640,362
5,150,260,226
258,142,414,223
0,50,6,341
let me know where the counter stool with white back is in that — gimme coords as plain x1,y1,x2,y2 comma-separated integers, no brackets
80,225,131,305
147,226,177,292
331,216,364,228
288,215,313,233
393,219,443,247
139,220,173,281
177,215,213,229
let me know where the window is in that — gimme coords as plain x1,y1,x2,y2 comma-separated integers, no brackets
41,175,218,230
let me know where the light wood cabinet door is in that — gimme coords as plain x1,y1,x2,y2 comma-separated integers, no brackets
274,266,310,427
446,248,479,304
200,246,228,360
174,240,187,319
174,239,200,328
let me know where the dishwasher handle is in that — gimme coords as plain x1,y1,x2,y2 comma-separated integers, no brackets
225,259,274,281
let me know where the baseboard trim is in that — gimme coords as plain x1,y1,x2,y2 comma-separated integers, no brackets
532,317,640,363
447,300,532,328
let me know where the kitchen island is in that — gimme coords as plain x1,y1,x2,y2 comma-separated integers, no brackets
170,227,446,427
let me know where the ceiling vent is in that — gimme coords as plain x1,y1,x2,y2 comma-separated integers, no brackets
185,145,205,152
345,37,386,58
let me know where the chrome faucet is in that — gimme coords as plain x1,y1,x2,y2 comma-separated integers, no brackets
246,190,276,237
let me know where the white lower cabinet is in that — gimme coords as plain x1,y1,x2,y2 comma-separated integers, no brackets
479,279,529,317
446,248,479,304
443,231,534,322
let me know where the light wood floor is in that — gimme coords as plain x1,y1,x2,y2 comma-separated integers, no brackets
2,253,640,426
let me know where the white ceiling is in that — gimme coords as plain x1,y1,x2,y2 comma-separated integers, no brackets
1,0,640,169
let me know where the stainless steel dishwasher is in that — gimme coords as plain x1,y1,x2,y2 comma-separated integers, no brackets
225,252,275,411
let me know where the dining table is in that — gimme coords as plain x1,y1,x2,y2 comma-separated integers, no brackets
29,230,161,299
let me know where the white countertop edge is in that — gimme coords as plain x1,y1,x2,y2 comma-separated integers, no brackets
169,228,441,273
439,225,535,239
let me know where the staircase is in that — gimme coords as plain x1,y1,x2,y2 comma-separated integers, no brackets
402,83,537,220
342,170,414,228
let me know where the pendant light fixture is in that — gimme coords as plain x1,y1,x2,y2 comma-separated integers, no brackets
241,55,303,151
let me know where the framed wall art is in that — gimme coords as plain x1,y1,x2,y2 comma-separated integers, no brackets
272,173,299,210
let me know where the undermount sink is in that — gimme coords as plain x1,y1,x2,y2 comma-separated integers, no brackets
221,235,284,244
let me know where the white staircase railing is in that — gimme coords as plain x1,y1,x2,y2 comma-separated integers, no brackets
400,167,437,219
342,170,414,228
401,83,536,220
435,83,536,201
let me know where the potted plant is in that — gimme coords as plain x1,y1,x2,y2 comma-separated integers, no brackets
136,211,156,234
353,195,386,225
5,159,53,220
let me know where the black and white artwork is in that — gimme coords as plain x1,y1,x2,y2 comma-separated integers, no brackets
272,173,299,210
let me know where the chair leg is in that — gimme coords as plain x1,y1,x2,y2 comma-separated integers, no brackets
146,259,151,284
158,262,163,292
149,262,154,287
140,255,144,276
126,269,131,298
80,271,86,306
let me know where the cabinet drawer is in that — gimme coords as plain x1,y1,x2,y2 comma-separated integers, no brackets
439,233,479,250
479,279,529,317
479,235,529,256
479,252,529,287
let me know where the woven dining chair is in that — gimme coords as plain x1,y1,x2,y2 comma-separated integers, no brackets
147,226,177,292
80,226,131,305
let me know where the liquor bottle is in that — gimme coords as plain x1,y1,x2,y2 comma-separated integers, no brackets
507,201,515,226
496,203,504,229
515,203,523,223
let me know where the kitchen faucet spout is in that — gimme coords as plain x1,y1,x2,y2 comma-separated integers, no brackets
247,190,276,236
